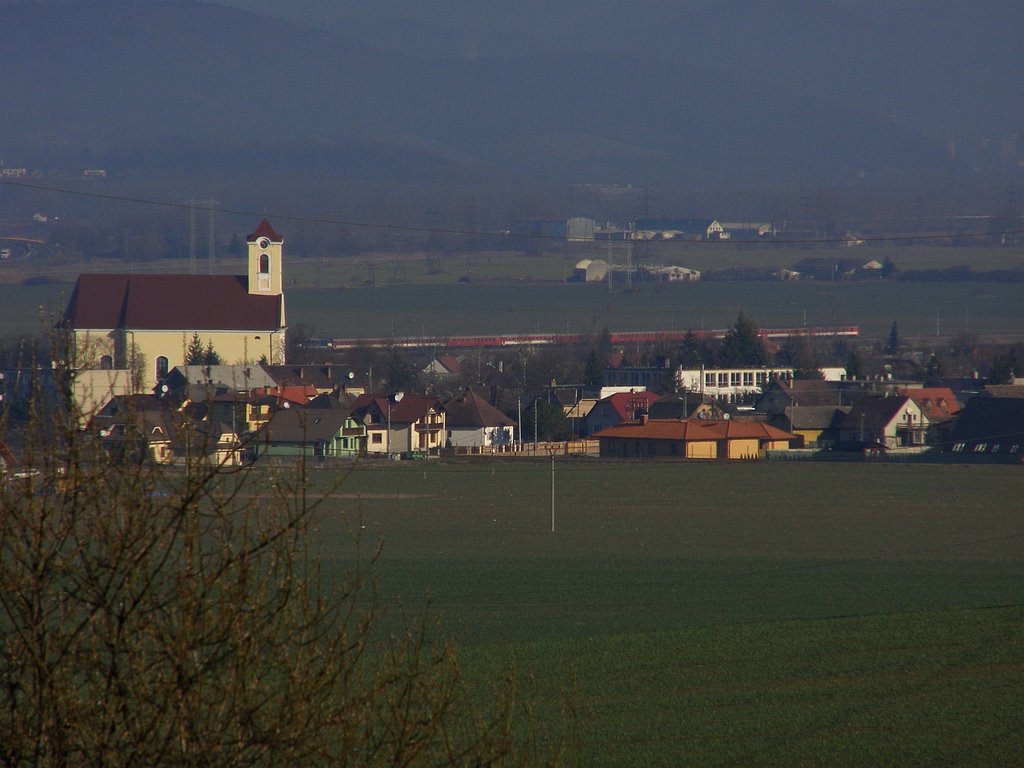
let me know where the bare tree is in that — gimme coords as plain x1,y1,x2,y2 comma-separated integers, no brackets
0,357,558,766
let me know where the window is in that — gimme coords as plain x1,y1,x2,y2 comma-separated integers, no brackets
730,372,741,386
743,372,754,386
705,373,715,387
258,253,270,274
371,433,383,444
717,373,728,387
756,372,766,384
99,354,113,370
155,356,169,381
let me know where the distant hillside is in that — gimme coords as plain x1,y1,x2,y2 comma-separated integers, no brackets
229,0,1024,167
0,0,956,187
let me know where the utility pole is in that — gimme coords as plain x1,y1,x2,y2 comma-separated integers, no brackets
550,449,555,533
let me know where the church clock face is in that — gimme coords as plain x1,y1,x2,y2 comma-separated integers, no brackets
258,238,270,249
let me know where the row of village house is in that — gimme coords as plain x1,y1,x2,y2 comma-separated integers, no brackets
43,218,1022,467
60,359,1024,467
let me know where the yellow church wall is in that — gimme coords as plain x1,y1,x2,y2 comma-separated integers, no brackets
74,328,285,391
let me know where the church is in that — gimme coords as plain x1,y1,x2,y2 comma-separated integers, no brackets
62,219,287,392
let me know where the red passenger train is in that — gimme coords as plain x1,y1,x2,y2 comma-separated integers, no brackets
329,326,859,350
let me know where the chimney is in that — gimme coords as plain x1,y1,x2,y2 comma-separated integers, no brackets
640,413,649,425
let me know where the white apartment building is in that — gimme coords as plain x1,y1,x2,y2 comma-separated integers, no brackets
676,367,846,402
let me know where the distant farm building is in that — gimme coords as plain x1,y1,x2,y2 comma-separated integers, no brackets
572,259,609,282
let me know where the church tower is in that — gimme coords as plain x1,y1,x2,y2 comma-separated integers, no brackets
246,218,284,296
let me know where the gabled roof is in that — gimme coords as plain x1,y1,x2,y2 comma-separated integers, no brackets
165,365,278,393
595,418,794,442
649,393,720,420
63,274,282,331
251,385,317,406
840,395,924,431
443,389,515,428
897,387,960,423
596,391,660,421
351,393,389,417
388,393,444,423
257,407,350,444
780,405,851,430
350,393,442,424
308,392,350,411
246,218,283,243
757,379,843,408
434,353,462,374
262,365,353,390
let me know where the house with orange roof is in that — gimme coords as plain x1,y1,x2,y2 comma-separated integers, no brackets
897,387,960,424
62,219,287,394
595,417,794,459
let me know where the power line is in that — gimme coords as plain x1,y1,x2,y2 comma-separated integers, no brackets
2,178,1021,247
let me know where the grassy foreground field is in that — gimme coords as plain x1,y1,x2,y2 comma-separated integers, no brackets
303,460,1024,766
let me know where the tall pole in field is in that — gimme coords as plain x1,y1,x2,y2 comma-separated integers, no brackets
550,450,555,533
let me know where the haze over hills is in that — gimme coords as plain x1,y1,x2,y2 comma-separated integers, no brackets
227,0,1023,163
1,1,990,185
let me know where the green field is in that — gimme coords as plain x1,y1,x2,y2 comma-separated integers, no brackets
3,243,1023,342
3,278,1024,343
301,460,1024,766
287,281,1024,341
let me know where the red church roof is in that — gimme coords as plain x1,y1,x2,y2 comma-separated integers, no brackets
62,274,283,331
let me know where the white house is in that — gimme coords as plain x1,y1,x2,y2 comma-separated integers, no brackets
443,389,516,452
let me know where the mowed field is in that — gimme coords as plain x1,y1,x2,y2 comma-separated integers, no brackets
301,459,1024,766
3,276,1024,343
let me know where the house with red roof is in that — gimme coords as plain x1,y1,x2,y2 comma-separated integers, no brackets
62,219,287,393
595,417,795,459
584,390,660,436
